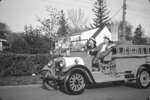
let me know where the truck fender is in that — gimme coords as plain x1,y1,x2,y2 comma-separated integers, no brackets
63,65,95,85
136,64,150,77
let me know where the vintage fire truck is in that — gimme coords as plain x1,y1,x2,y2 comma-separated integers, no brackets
40,42,150,95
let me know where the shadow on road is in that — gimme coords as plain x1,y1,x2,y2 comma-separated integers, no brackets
40,80,149,96
123,82,138,89
40,83,69,94
40,84,56,91
86,81,139,89
41,81,139,91
87,81,124,89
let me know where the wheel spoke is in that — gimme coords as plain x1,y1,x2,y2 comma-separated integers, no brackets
72,85,75,91
76,84,81,91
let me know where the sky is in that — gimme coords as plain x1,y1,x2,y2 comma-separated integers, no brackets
0,0,150,36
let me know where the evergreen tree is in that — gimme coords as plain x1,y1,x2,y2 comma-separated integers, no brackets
57,10,68,37
108,21,133,41
118,21,133,41
93,0,110,28
133,24,146,45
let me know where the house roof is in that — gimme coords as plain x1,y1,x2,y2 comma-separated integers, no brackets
91,26,104,39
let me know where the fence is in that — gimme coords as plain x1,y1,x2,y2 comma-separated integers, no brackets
113,45,150,56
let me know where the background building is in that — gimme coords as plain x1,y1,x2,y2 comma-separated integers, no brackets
0,38,7,51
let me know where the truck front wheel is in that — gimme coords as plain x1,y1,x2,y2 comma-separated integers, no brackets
65,71,86,95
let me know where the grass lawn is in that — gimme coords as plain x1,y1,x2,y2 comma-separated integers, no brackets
0,75,42,86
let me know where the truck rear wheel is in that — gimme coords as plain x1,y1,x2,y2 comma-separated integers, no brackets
65,71,86,95
136,69,150,88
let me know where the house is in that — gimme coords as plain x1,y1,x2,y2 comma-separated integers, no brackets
70,33,81,42
70,26,112,46
0,38,7,51
56,26,116,52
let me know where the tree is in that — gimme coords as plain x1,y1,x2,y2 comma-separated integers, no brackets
38,7,61,38
57,10,69,37
37,7,63,51
93,0,110,28
0,22,11,39
24,25,41,47
6,33,29,53
24,25,52,53
67,8,89,33
133,24,146,45
108,21,133,41
118,21,133,41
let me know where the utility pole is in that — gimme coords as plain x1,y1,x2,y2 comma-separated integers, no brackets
122,0,127,41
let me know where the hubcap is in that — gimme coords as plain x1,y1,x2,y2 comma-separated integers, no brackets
69,73,85,91
140,71,150,87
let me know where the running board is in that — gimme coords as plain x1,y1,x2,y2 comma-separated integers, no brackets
92,72,125,83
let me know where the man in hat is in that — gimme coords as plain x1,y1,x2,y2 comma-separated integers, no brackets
90,36,116,71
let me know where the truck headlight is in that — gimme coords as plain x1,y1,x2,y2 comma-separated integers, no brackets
59,60,65,68
47,60,53,67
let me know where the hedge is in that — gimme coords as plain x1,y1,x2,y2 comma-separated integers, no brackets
0,52,50,77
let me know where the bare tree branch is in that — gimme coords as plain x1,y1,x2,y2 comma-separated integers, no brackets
67,8,89,33
37,7,61,38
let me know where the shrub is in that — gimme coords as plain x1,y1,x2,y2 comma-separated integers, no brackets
0,53,50,77
6,33,30,53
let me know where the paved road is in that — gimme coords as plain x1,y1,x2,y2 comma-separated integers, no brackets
0,83,150,100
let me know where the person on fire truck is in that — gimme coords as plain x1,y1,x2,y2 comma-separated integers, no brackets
88,36,116,71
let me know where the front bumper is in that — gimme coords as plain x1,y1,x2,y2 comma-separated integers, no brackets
40,69,65,89
40,69,65,81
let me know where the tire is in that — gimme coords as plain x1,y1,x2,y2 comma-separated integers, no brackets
65,71,86,95
136,69,150,88
59,82,69,94
43,80,55,90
